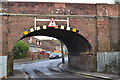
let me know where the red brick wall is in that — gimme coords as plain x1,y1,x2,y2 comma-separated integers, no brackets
97,17,111,52
2,16,9,56
2,3,119,16
2,2,96,15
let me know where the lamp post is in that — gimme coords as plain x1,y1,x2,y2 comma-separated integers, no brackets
61,41,65,63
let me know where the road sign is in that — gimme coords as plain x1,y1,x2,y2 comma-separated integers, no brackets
48,18,57,27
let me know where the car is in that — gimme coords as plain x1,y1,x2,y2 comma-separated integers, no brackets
40,51,53,55
40,51,48,54
49,53,62,59
44,51,53,54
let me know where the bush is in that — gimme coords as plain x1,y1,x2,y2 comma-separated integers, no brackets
13,40,29,59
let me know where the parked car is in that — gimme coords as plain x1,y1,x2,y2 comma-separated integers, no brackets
49,53,62,59
40,51,53,55
40,51,48,54
44,51,53,54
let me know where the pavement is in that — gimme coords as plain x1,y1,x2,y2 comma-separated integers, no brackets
1,70,26,80
2,58,49,80
14,58,49,64
8,70,25,78
58,62,120,80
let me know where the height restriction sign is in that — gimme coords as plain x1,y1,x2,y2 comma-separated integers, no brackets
48,18,57,27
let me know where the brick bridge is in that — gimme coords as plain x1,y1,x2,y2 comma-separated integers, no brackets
0,2,120,75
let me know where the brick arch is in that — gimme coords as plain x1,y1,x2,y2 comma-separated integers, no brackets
21,25,91,53
23,25,79,36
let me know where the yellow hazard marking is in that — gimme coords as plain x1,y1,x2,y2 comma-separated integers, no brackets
72,28,77,32
24,31,28,35
36,26,40,30
43,25,47,29
54,27,58,29
30,28,34,32
60,25,64,29
54,25,58,29
66,27,71,31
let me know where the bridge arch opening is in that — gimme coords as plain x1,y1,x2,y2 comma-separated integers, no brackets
11,25,92,76
21,25,91,54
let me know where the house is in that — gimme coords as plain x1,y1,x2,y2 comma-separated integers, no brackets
23,36,66,60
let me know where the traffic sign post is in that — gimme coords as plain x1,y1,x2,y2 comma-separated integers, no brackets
61,41,65,63
34,17,37,30
34,17,69,28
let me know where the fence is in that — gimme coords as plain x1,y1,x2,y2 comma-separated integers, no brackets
97,52,120,74
0,56,7,78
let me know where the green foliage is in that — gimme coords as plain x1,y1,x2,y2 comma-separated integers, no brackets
13,40,29,59
103,59,118,73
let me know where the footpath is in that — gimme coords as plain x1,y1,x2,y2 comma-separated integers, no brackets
59,62,120,80
13,58,49,64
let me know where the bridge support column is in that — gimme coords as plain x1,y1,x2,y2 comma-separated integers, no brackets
1,16,14,76
7,53,13,76
7,35,16,76
68,53,96,71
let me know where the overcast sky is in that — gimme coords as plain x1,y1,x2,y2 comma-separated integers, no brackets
34,36,57,40
8,0,115,4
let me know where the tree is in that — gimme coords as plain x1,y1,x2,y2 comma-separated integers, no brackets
13,40,29,59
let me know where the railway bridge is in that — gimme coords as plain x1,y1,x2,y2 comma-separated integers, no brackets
0,2,120,75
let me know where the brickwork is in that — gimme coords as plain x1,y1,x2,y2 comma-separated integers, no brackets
1,2,120,74
96,4,119,16
70,18,97,51
97,17,111,52
2,16,9,56
69,54,96,71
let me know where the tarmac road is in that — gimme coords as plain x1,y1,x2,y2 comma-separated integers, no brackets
14,57,105,80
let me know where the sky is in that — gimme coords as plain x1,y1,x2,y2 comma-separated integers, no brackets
7,0,115,4
34,36,57,40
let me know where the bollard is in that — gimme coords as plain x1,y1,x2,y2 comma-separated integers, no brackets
31,55,35,61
